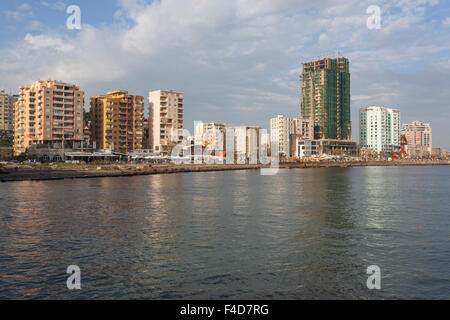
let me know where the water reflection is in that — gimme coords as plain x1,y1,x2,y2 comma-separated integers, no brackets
0,167,449,299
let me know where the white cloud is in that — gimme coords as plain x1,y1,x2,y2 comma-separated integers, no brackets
28,20,43,31
41,1,67,11
3,2,33,21
444,17,450,27
24,34,74,52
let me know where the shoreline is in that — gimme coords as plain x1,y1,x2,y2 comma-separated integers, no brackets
0,160,449,182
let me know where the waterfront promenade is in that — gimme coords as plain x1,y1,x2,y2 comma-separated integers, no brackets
1,160,449,182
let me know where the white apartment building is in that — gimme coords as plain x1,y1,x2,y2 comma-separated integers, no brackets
148,90,184,155
194,122,226,152
402,120,432,156
270,115,313,157
270,115,295,157
296,140,319,158
226,126,261,163
359,106,401,153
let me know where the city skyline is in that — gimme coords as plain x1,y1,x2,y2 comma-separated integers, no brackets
0,0,449,149
1,1,450,303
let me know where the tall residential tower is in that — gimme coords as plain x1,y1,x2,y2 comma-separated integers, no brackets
300,56,351,140
90,90,144,153
359,106,401,153
0,90,19,131
148,90,184,155
14,80,84,155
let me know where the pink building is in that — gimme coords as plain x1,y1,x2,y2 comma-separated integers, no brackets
402,120,432,156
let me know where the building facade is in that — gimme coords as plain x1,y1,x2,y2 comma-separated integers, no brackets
296,140,319,158
148,90,184,155
14,80,84,156
90,90,144,153
270,115,313,158
270,115,296,157
194,122,226,152
300,56,351,140
226,126,261,163
0,90,19,131
401,120,432,156
359,106,401,153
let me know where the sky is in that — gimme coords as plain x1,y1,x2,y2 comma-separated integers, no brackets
0,0,449,149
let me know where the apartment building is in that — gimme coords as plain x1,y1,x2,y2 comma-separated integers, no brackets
270,115,295,157
14,80,84,156
301,56,351,140
359,106,401,153
148,90,184,155
226,126,261,163
402,120,432,156
90,90,144,153
270,115,313,158
194,122,226,152
0,90,19,131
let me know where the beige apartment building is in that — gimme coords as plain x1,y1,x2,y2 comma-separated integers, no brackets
148,90,184,155
402,120,432,156
14,80,84,155
0,90,19,131
91,90,144,153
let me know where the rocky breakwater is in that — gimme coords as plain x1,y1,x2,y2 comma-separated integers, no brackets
0,163,263,182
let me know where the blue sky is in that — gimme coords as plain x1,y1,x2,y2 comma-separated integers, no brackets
0,0,449,149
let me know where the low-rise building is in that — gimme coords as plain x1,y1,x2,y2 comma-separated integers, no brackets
296,140,320,158
25,140,119,162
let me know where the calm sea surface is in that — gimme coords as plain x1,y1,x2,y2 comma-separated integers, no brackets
0,166,449,299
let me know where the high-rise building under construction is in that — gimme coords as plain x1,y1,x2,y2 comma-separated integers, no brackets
300,56,351,140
